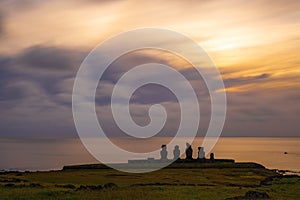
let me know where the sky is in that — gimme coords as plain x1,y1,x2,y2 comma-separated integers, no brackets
0,0,299,137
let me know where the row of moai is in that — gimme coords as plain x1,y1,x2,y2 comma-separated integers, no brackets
160,143,215,161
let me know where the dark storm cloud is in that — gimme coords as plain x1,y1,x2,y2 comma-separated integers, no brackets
0,43,299,137
223,86,300,136
237,106,278,121
17,45,86,74
179,67,201,81
224,73,271,88
0,81,25,101
0,56,25,101
96,51,191,106
1,47,203,109
226,91,278,121
1,45,88,105
96,51,212,107
0,77,76,136
5,47,212,113
100,51,171,83
130,84,178,104
0,45,87,136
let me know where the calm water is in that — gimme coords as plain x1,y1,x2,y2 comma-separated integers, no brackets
0,137,299,172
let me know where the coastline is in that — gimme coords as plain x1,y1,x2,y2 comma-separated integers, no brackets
0,161,299,199
1,137,299,172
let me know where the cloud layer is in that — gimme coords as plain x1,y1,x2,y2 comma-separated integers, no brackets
0,0,299,137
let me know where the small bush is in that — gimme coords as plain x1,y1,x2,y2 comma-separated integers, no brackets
104,183,117,189
55,184,76,189
4,183,15,187
78,185,103,190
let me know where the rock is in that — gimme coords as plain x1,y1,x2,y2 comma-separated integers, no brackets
104,182,117,189
29,183,43,188
225,190,270,200
78,185,102,190
245,191,270,199
4,183,15,187
78,185,87,190
260,176,274,186
55,184,76,189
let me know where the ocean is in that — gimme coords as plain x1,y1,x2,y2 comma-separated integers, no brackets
0,137,299,172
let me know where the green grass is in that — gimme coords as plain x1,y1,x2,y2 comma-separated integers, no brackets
0,163,299,199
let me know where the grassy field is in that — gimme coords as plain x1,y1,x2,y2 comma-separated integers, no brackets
0,162,299,200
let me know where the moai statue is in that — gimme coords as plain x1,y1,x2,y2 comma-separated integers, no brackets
173,145,180,160
185,143,193,160
160,144,168,160
198,147,205,159
210,152,215,161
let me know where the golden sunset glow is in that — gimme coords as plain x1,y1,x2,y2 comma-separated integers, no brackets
1,0,299,94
